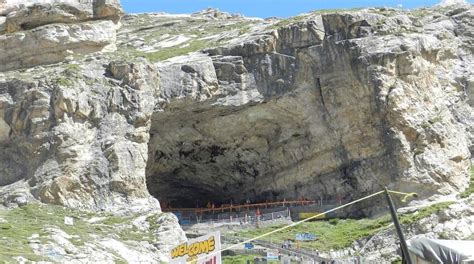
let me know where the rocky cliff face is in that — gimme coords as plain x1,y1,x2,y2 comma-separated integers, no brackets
0,1,187,262
0,0,473,261
0,0,162,212
1,1,473,211
142,6,474,210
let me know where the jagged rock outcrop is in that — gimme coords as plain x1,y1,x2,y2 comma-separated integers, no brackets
93,0,124,22
0,0,123,72
0,21,117,72
143,6,474,209
0,0,472,216
352,195,474,263
0,1,473,262
0,1,150,211
0,58,162,211
0,2,190,263
4,2,93,33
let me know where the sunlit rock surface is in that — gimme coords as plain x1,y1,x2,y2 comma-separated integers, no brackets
0,1,473,262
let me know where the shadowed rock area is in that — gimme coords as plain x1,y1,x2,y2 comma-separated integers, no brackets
0,1,473,262
143,6,473,212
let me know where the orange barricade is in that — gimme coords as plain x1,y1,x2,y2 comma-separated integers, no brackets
163,200,316,214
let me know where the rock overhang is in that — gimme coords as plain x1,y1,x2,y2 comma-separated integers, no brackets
0,3,471,215
143,5,473,211
0,0,124,72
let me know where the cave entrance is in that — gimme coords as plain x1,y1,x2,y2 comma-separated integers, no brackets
146,172,240,209
143,88,323,209
144,106,279,209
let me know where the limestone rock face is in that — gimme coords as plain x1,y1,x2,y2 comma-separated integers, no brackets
0,16,6,33
0,21,117,72
0,0,123,72
143,6,474,210
0,2,472,262
0,1,188,262
0,0,472,248
4,2,92,33
93,0,124,22
156,54,219,102
357,196,474,263
0,59,161,211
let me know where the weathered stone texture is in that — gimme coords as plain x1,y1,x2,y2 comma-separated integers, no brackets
145,6,474,211
0,0,123,72
0,60,160,211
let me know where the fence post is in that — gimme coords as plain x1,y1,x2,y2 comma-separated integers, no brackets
384,187,413,264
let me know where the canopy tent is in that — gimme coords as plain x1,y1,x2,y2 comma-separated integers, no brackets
407,238,474,264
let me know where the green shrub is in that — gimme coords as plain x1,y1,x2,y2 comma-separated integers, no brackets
459,165,474,198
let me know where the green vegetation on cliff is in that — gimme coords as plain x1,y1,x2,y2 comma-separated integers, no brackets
0,203,164,262
459,165,474,198
235,201,454,252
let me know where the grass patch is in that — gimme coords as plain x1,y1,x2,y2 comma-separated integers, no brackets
237,215,392,251
141,39,211,62
120,17,254,62
0,203,166,262
236,201,456,252
460,165,474,198
223,254,261,264
138,21,254,62
146,214,162,230
56,76,74,87
399,201,454,225
0,203,87,262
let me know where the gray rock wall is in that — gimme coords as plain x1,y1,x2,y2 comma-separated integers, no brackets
0,60,161,211
0,1,472,216
0,0,123,72
146,6,473,211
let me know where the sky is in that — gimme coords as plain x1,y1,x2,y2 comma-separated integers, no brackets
121,0,471,18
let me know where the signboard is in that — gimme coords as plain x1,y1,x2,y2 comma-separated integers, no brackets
170,232,221,264
266,249,279,260
244,243,254,250
296,233,317,241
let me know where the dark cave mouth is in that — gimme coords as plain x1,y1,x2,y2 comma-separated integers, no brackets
145,173,281,209
143,100,313,209
153,179,232,208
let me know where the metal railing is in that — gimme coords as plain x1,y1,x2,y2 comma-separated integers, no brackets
178,209,291,226
222,235,331,263
163,200,318,214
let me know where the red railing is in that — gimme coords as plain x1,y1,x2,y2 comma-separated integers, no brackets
162,200,317,214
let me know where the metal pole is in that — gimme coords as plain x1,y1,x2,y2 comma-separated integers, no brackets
384,187,412,264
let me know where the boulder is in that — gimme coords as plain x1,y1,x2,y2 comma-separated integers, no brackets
0,20,116,72
4,3,92,33
275,19,325,54
93,0,124,22
157,53,219,102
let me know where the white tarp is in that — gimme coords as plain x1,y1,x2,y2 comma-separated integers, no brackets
170,231,221,264
408,238,474,264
